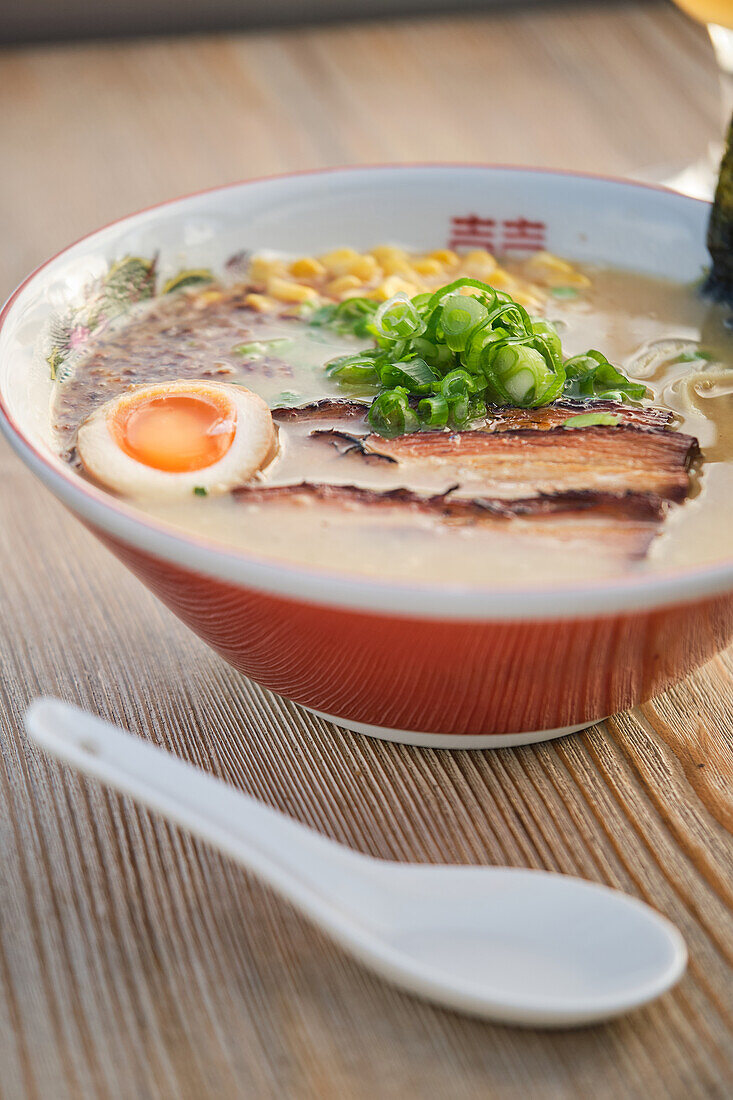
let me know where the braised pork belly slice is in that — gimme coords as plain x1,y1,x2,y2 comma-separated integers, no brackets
266,403,698,564
233,481,661,561
331,425,699,503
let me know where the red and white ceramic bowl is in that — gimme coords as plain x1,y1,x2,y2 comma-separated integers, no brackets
2,166,732,748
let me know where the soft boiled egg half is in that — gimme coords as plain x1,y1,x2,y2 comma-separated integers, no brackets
76,380,277,499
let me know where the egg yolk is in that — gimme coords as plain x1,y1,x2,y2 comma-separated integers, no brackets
112,392,236,473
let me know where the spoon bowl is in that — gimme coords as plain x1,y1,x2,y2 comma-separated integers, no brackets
346,863,686,1024
24,698,687,1027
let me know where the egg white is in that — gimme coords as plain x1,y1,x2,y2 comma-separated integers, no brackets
76,380,277,499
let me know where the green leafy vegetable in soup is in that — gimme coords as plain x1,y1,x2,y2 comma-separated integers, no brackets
316,279,647,437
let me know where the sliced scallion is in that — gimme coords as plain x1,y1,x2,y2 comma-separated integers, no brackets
378,357,439,394
673,349,714,363
326,353,380,384
418,394,450,428
563,412,622,428
440,368,479,400
374,294,426,340
440,294,489,352
489,344,556,407
234,337,293,358
233,341,267,358
368,388,420,438
530,318,562,362
312,272,641,437
564,350,647,402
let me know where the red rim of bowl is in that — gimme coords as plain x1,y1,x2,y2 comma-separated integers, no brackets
1,163,730,622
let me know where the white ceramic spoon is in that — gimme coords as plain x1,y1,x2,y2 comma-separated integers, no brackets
24,698,687,1028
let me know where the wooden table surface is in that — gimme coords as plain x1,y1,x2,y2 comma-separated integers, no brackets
1,4,732,1097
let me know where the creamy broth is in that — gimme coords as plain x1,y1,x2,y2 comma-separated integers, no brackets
53,258,733,588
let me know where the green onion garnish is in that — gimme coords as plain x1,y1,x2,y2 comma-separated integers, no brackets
193,486,208,496
368,388,419,438
316,277,645,437
530,318,563,361
440,294,489,352
378,357,438,393
234,341,267,357
563,350,647,402
490,345,559,407
673,349,714,363
234,337,293,358
326,353,380,385
439,368,479,400
563,412,622,429
310,297,379,338
417,393,450,428
374,293,425,340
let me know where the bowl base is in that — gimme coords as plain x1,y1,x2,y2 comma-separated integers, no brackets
302,707,601,749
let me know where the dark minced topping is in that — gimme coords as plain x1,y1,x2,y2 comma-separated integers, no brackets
53,285,298,461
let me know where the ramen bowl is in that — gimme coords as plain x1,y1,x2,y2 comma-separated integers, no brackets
2,166,732,748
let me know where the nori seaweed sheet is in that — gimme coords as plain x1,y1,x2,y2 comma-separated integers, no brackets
704,113,733,303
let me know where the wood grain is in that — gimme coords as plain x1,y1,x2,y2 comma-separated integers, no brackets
0,4,731,1097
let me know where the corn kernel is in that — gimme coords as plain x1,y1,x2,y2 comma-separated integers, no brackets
412,257,443,277
347,254,380,282
290,256,326,279
244,293,277,312
429,249,459,268
523,251,590,289
524,251,570,275
461,250,497,278
373,275,419,300
380,256,421,279
463,249,495,267
567,273,591,288
319,248,360,276
249,255,286,285
325,274,362,298
486,267,512,289
267,277,319,303
195,290,224,306
369,245,408,265
511,289,544,310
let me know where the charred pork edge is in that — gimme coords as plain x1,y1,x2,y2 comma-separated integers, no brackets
234,480,665,521
272,399,370,421
308,428,398,463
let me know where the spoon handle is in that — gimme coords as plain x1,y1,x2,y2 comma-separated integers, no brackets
25,698,371,920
